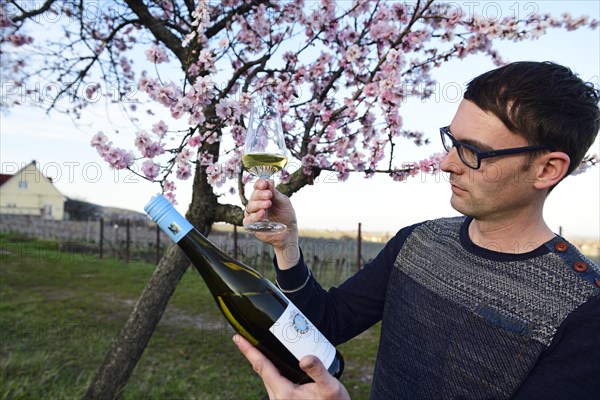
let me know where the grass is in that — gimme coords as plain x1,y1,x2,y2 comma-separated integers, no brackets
0,234,379,399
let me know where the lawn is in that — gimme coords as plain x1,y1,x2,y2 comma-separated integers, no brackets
0,235,379,399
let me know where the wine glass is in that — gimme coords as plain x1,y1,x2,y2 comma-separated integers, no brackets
242,94,289,233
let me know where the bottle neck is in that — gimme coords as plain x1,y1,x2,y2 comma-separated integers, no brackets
156,213,193,243
177,229,268,297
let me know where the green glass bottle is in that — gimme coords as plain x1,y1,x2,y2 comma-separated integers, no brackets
145,195,344,383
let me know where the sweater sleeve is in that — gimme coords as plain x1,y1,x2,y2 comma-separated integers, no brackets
512,295,600,399
274,223,421,345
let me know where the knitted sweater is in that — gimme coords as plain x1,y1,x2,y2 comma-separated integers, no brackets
276,217,600,399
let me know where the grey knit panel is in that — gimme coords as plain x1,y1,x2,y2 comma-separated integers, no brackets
371,270,546,399
395,217,596,346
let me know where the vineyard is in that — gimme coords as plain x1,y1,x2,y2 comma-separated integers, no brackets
0,214,388,285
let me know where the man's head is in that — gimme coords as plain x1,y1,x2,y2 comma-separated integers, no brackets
463,61,600,177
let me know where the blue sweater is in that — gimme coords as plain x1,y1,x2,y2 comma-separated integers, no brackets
276,217,600,399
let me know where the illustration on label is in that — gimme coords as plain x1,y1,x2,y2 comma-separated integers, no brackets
270,302,335,368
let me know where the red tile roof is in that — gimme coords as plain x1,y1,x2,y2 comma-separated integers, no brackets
0,174,12,187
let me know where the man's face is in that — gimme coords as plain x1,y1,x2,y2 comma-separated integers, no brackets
440,100,540,222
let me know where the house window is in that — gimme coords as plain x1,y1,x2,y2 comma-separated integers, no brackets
18,181,28,189
42,205,53,217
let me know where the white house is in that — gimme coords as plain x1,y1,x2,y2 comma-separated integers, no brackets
0,161,66,220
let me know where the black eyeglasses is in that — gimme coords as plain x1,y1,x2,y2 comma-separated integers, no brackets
439,126,551,170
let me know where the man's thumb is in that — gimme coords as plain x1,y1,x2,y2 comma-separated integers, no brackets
300,355,329,384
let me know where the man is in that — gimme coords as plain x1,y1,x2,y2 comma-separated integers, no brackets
235,61,600,399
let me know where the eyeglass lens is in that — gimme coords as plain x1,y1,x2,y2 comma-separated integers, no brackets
441,129,478,168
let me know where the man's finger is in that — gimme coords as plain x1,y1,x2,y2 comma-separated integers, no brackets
299,355,330,385
233,335,284,383
254,178,269,190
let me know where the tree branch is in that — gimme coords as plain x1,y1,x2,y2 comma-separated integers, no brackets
123,0,188,66
8,0,56,23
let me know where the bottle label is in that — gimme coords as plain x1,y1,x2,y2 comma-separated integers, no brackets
270,302,336,369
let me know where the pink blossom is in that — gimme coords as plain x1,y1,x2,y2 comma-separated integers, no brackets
188,135,202,147
301,154,316,175
90,132,108,148
530,21,549,38
370,21,398,42
176,148,194,165
197,151,213,166
142,142,165,158
187,62,200,77
138,76,155,92
390,170,409,182
206,163,223,187
223,156,241,179
171,96,191,119
188,109,206,126
152,120,168,137
155,84,178,107
134,131,151,151
196,49,215,70
238,93,253,114
280,169,291,184
119,57,133,79
176,163,192,180
216,98,241,122
145,44,169,64
204,131,219,144
182,31,197,48
333,161,350,182
419,159,436,173
164,191,177,205
349,150,366,171
85,84,101,100
335,137,349,157
7,34,33,47
105,148,135,170
141,160,161,180
230,125,246,146
344,45,362,62
363,82,378,97
164,180,176,192
132,130,164,157
192,76,215,101
317,155,329,169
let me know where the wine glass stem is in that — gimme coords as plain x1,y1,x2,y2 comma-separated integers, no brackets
259,173,273,221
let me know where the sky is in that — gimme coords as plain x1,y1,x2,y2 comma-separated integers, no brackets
1,1,599,240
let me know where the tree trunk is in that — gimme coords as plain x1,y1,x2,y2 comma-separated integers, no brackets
83,245,190,399
84,152,223,399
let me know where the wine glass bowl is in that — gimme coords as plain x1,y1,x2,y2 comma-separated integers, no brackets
242,95,289,233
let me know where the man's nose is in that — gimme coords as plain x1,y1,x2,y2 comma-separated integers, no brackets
440,149,463,175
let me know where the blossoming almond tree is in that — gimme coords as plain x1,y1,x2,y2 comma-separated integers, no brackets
1,0,597,397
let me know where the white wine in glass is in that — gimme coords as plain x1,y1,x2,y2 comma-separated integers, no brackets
243,95,289,233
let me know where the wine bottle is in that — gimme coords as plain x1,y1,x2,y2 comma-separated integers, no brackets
144,195,344,383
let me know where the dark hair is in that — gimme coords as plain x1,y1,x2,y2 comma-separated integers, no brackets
464,61,600,177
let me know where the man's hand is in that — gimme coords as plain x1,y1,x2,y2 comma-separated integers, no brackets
233,334,351,400
243,178,300,269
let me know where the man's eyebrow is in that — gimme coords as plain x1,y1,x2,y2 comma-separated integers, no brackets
460,138,494,152
448,127,495,152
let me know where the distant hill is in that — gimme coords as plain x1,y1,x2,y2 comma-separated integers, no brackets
64,198,147,222
212,223,395,243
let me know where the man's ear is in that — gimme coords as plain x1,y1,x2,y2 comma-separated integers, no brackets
533,152,570,190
